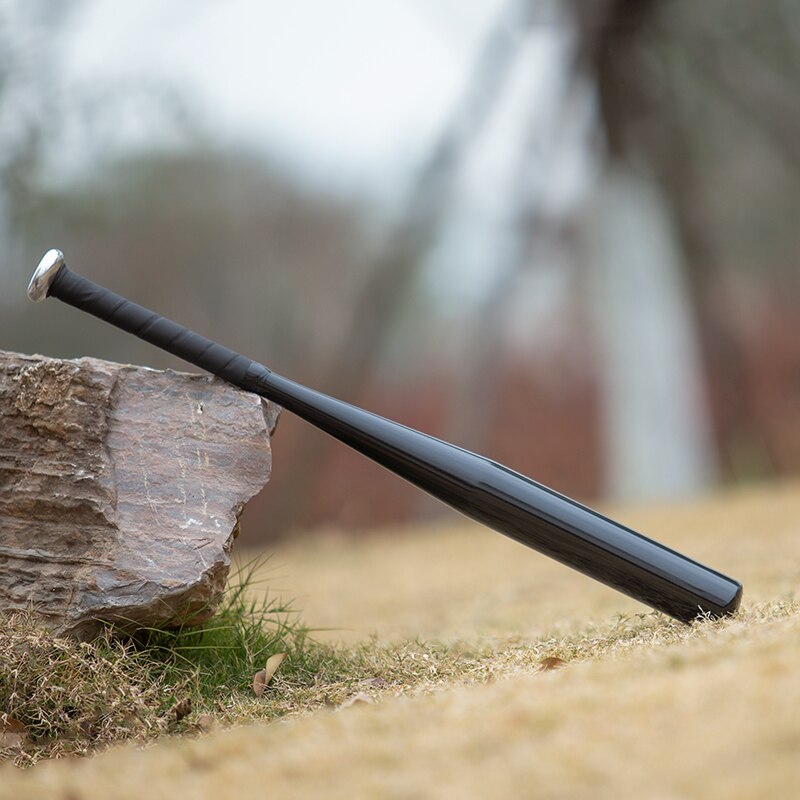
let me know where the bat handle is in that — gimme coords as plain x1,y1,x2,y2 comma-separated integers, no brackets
29,250,257,386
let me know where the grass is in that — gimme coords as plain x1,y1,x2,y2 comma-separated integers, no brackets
2,481,800,797
0,564,719,768
4,597,799,792
7,580,797,768
133,557,304,705
0,557,313,766
0,556,519,766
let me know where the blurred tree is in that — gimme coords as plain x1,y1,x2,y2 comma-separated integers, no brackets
570,0,800,493
264,0,538,532
7,0,799,538
442,19,584,460
0,0,81,296
263,0,800,526
567,0,717,500
8,148,370,368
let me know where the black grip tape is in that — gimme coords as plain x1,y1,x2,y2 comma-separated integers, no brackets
50,267,253,387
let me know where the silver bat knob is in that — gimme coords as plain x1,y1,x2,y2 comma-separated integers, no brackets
27,248,65,302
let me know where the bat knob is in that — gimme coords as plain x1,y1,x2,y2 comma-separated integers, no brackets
28,249,66,302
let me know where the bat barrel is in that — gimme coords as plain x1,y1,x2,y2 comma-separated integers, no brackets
31,252,743,624
243,367,742,623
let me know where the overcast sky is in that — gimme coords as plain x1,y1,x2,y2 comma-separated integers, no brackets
52,0,586,311
61,0,506,188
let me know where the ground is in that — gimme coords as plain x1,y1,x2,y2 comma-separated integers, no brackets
1,480,799,798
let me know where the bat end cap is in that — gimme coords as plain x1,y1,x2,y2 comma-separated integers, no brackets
28,249,65,302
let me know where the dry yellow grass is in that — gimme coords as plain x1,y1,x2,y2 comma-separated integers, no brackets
2,479,799,798
264,479,799,643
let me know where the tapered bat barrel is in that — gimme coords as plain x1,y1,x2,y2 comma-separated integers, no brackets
28,250,743,623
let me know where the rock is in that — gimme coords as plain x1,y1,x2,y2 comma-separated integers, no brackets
0,350,280,639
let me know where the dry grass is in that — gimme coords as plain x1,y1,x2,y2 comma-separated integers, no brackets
0,613,174,765
1,479,799,797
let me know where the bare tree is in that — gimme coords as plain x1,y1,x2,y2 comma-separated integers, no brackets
570,0,718,501
265,0,537,532
0,1,81,295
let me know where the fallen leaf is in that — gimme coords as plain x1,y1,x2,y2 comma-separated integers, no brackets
265,652,287,681
538,656,567,672
173,698,192,722
339,692,374,709
0,715,29,750
253,652,287,698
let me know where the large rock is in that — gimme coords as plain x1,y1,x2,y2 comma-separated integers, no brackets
0,350,279,638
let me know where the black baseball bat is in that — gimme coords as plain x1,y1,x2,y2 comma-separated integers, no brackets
28,249,742,623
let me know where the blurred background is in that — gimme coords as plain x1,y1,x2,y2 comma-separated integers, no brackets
1,0,798,543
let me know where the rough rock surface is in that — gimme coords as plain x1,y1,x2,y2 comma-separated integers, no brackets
0,350,279,638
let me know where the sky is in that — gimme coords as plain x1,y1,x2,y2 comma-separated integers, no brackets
53,0,585,309
0,0,588,317
60,0,507,190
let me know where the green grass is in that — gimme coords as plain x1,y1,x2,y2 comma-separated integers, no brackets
133,557,304,701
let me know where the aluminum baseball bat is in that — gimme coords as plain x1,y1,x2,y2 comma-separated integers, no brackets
28,249,742,623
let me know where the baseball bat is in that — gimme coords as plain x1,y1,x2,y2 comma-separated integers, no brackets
28,249,742,623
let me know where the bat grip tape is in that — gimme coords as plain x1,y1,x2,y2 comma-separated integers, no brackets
49,266,254,386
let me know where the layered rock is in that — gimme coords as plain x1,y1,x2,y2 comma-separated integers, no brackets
0,351,279,638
